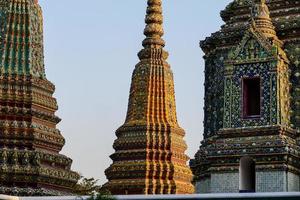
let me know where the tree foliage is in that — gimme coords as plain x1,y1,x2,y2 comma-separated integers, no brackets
73,177,101,195
73,176,115,200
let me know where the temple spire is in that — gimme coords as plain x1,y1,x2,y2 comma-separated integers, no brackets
250,0,277,39
0,0,79,195
104,0,194,194
142,0,165,48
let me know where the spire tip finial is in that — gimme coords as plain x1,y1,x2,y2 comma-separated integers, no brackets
142,0,165,48
250,0,278,39
251,0,269,19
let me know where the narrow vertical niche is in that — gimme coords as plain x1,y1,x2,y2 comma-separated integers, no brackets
239,156,256,193
243,77,261,118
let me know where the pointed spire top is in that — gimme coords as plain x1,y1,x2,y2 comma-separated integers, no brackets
142,0,165,48
250,0,277,39
252,0,269,19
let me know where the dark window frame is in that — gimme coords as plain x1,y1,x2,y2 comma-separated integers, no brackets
242,77,261,119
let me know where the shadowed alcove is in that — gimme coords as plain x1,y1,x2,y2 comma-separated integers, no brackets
239,156,256,193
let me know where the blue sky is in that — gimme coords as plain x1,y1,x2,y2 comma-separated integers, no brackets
39,0,232,184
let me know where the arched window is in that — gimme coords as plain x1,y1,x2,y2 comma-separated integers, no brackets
239,156,256,193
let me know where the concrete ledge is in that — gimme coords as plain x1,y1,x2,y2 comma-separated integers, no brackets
20,197,89,200
1,193,300,200
0,195,19,200
114,193,300,200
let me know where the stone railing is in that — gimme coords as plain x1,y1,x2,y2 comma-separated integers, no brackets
2,193,300,200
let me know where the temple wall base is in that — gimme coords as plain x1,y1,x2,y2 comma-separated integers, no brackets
195,177,211,193
288,172,300,192
195,171,300,193
256,171,300,192
195,172,239,193
211,172,239,193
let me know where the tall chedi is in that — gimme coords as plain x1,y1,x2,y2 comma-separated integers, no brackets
191,0,300,193
104,0,194,195
0,0,79,195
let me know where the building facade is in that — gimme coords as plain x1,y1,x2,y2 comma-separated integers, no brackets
104,0,194,195
0,0,79,195
191,0,300,193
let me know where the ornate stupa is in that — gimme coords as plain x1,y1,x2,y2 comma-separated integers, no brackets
0,0,79,196
191,0,300,193
104,0,194,195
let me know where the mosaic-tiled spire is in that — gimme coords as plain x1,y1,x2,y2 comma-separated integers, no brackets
0,0,45,77
250,0,277,39
104,0,194,195
0,0,79,196
125,0,178,126
191,0,299,194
